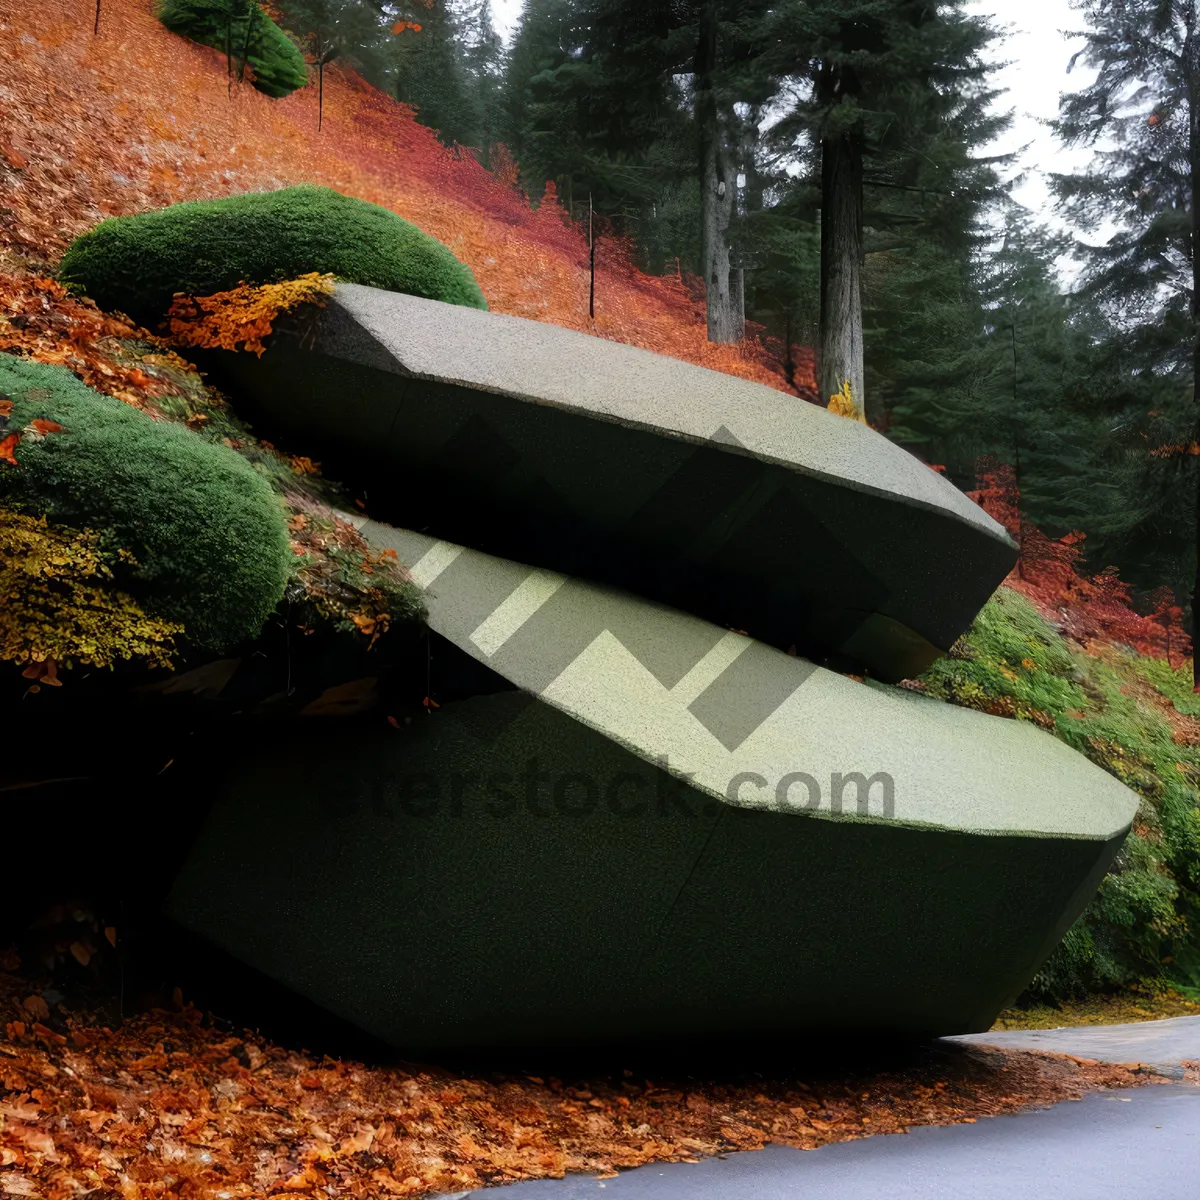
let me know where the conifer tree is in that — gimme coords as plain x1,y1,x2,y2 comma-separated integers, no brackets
502,1,773,341
760,1,1002,418
454,0,506,153
945,214,1105,530
388,1,481,145
500,0,571,179
277,0,391,127
279,2,484,144
1052,0,1199,666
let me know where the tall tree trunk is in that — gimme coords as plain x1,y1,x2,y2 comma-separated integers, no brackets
739,105,765,214
819,126,865,417
695,3,742,344
238,0,256,84
1188,8,1200,690
783,309,796,392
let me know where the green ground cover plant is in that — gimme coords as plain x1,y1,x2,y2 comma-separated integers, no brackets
916,588,1200,1002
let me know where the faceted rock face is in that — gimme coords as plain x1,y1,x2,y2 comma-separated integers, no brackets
167,528,1137,1051
203,284,1018,681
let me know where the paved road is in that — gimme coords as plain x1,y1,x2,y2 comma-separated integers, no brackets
467,1018,1199,1200
949,1014,1200,1078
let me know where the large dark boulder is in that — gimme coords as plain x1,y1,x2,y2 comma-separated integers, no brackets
165,525,1136,1051
197,283,1018,682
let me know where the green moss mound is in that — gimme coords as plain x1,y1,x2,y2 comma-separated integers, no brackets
0,354,290,650
59,186,489,325
916,588,1200,1002
157,0,308,99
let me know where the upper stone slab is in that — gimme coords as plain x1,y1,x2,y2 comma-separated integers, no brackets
213,283,1019,680
329,283,1000,531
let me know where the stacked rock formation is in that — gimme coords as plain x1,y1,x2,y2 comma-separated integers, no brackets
167,287,1140,1049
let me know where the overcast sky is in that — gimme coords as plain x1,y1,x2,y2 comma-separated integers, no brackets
489,0,1096,228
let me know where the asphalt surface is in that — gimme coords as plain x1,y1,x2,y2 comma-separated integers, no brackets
467,1018,1200,1199
949,1014,1200,1078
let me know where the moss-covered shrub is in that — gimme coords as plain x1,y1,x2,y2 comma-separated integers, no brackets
0,353,290,649
59,186,488,325
157,0,308,99
916,587,1200,1000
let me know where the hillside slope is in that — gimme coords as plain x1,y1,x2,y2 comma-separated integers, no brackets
0,0,812,392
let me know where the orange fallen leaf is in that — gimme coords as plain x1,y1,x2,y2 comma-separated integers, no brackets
0,143,27,170
22,995,50,1021
300,677,380,717
0,431,20,464
21,658,61,686
14,1124,55,1156
28,418,65,435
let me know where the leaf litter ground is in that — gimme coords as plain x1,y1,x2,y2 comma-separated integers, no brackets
0,968,1180,1199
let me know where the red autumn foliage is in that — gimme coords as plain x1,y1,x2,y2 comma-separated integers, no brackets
0,0,813,396
969,456,1192,668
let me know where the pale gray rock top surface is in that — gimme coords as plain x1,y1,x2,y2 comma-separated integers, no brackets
359,516,1137,842
332,283,1011,544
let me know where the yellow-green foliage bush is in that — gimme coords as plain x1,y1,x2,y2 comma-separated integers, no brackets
0,510,181,671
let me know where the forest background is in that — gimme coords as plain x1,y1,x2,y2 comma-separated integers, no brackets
238,0,1195,620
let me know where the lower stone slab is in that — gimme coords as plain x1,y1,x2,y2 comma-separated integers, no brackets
166,692,1123,1049
165,527,1136,1049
